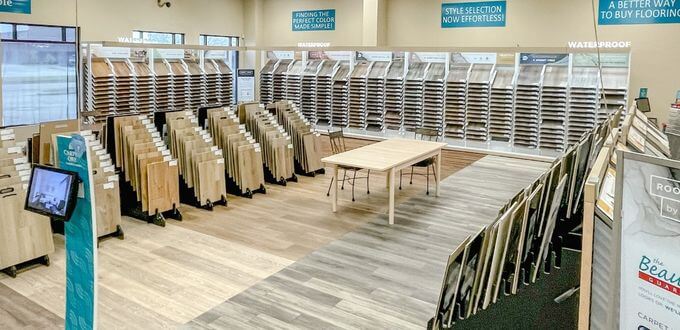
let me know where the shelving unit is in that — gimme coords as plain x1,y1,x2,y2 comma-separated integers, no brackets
384,61,405,131
366,61,389,131
300,60,323,123
259,59,277,105
348,61,371,129
273,59,293,102
285,60,305,109
315,60,338,126
83,58,115,121
403,62,429,131
153,60,174,111
538,65,569,151
168,60,189,110
186,60,206,109
465,63,494,141
212,59,234,105
423,63,446,134
513,65,544,148
444,63,471,139
331,63,350,127
111,60,136,114
598,66,629,123
568,67,599,145
489,65,515,142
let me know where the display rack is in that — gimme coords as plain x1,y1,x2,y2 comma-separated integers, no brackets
513,65,544,148
539,65,569,151
273,59,293,102
315,60,338,126
489,65,516,142
269,101,325,176
366,61,389,131
423,63,446,134
285,60,305,108
259,59,277,105
348,61,371,129
466,64,494,141
153,59,174,110
331,63,351,127
301,60,323,123
598,67,629,123
568,67,600,145
403,62,429,131
444,63,471,139
384,61,405,131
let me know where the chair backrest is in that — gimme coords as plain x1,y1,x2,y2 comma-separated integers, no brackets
414,127,440,142
328,129,347,155
668,132,680,161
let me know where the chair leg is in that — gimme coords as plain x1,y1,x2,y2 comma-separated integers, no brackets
426,166,430,196
410,167,414,184
399,170,402,190
341,169,346,190
326,177,334,197
351,170,357,202
366,170,370,194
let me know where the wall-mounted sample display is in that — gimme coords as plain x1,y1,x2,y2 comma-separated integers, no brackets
568,67,600,145
273,59,294,102
539,65,569,151
513,65,543,148
366,61,389,131
83,59,115,122
488,65,515,142
403,62,429,131
259,59,277,105
331,63,350,127
599,67,629,122
384,61,405,131
285,60,305,109
348,61,371,129
301,60,323,123
423,63,447,134
444,63,471,139
315,60,338,126
466,64,494,141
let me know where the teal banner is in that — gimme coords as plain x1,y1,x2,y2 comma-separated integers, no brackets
0,0,31,14
292,9,336,31
56,134,97,330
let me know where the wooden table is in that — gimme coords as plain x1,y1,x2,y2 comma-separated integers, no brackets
322,139,447,225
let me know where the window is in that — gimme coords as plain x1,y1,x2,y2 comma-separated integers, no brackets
200,34,239,104
1,23,78,126
132,30,184,45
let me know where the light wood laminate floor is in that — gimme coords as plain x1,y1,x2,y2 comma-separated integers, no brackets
0,138,484,329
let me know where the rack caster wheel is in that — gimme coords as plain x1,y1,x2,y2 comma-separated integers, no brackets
42,255,50,267
115,225,125,240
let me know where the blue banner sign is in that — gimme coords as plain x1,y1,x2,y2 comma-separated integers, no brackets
599,0,680,25
292,9,336,31
56,134,97,330
520,53,569,65
441,1,506,28
0,0,31,14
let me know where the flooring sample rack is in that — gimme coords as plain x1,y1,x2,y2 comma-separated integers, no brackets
83,57,234,122
348,61,372,129
205,107,266,198
384,61,405,130
273,59,294,102
538,65,569,151
513,65,544,148
0,129,54,278
239,103,297,185
107,114,182,226
315,60,339,126
300,60,323,123
598,67,629,123
259,59,277,105
568,67,600,145
444,63,471,139
269,101,324,175
162,110,228,210
423,63,447,134
465,64,494,141
285,61,305,109
489,65,516,142
331,63,351,127
366,61,389,131
403,62,430,131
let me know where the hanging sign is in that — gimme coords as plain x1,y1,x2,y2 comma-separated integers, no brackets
292,9,336,31
56,134,98,330
598,0,680,25
519,53,569,65
614,151,680,330
441,1,506,28
0,0,31,14
237,69,255,103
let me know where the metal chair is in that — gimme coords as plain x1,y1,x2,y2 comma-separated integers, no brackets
399,127,439,195
326,129,370,201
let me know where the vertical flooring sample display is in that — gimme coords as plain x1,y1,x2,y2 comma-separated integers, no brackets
285,61,305,109
384,61,405,131
568,67,599,145
315,60,338,126
403,62,429,131
489,65,515,142
331,63,351,127
366,61,389,131
513,65,543,148
272,60,293,102
300,60,323,123
539,65,569,151
348,61,371,129
259,59,277,105
465,64,493,141
444,63,471,139
422,63,446,134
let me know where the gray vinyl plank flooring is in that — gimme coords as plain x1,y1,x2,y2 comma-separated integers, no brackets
185,156,549,329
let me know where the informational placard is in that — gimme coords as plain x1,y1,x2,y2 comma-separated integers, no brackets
0,0,31,14
90,44,131,59
441,1,506,28
640,87,649,98
614,151,680,330
154,49,184,59
461,52,497,64
292,9,336,31
519,53,569,65
599,0,680,25
237,69,255,103
56,134,97,330
357,51,392,62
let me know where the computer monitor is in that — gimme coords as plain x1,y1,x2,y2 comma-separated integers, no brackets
25,165,80,221
636,97,651,113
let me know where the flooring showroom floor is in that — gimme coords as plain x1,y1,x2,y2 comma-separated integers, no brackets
0,138,549,329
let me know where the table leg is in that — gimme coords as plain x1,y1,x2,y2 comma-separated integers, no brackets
332,165,338,212
436,150,442,197
389,167,396,225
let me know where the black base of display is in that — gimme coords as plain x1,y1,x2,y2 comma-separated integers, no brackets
264,166,298,186
97,225,125,246
1,255,50,279
294,160,326,177
178,176,228,211
428,241,580,329
225,175,267,199
118,174,182,227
